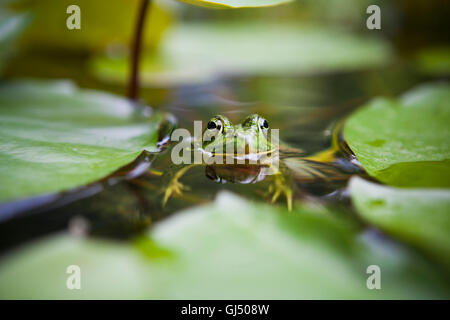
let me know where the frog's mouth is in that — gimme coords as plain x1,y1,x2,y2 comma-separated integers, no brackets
199,148,278,165
205,164,269,184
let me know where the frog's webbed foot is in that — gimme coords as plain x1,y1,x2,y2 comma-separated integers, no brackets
266,174,293,211
161,164,197,207
162,176,190,207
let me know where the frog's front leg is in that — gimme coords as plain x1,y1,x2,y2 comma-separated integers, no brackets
162,163,199,206
266,171,293,211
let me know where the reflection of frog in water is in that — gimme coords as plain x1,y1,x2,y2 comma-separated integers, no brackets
163,114,358,211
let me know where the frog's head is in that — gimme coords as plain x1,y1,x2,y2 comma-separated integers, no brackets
201,114,275,163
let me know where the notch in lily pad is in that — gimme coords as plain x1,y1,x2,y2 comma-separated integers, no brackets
344,83,450,188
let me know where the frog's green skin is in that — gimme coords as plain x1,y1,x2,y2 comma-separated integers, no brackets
162,114,348,211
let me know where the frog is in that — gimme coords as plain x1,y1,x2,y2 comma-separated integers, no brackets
161,113,354,211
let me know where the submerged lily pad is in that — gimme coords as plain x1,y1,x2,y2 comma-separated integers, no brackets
0,192,448,299
179,0,292,8
350,177,450,270
415,46,450,76
92,22,392,85
0,80,163,204
344,83,450,188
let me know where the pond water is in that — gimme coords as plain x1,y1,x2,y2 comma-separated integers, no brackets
0,53,425,253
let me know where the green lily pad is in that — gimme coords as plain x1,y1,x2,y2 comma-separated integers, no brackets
0,192,448,299
179,0,292,8
0,9,30,72
91,22,392,86
344,83,450,188
350,177,450,270
0,80,163,204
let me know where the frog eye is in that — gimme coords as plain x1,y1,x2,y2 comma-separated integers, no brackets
258,117,269,130
207,119,223,133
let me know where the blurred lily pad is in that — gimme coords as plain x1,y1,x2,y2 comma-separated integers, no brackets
9,0,172,51
415,46,450,76
350,177,450,270
0,9,30,72
91,22,393,86
0,192,448,299
0,80,163,204
344,83,450,188
179,0,293,9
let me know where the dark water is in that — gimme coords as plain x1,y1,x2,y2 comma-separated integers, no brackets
0,52,424,253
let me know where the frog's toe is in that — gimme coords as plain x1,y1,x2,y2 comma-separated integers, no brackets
266,183,293,211
162,189,172,207
270,189,281,203
285,189,293,212
162,179,190,207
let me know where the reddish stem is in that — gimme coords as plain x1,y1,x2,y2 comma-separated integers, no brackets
128,0,151,101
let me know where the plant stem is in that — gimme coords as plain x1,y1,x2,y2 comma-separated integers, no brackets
128,0,151,102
